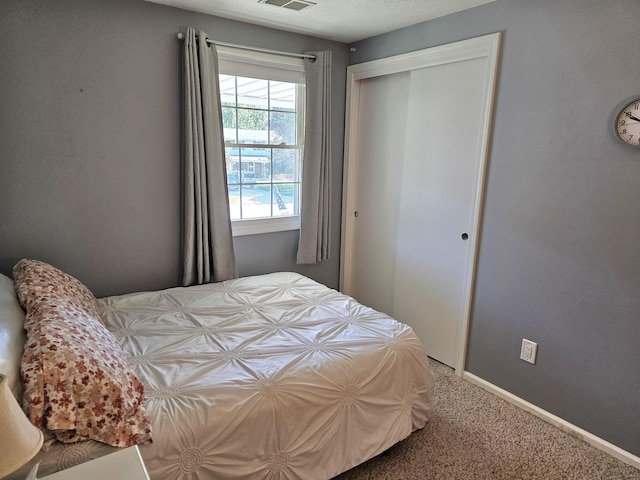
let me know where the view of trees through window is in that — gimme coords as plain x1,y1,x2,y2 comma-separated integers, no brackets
219,74,303,221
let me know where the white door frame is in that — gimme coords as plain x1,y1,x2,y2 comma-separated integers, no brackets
340,33,501,374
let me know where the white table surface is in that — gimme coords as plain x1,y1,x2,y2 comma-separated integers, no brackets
41,446,150,480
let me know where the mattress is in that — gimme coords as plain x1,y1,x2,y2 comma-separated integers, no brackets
13,272,434,479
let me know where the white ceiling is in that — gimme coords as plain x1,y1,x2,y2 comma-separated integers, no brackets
146,0,497,43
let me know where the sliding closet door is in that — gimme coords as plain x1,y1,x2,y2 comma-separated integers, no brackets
341,34,500,372
346,72,410,316
392,57,488,368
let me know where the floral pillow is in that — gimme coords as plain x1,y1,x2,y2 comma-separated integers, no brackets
13,259,103,323
13,259,152,447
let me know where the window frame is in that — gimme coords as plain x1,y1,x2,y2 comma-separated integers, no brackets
217,47,305,237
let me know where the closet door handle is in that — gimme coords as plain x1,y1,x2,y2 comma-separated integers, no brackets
461,233,469,240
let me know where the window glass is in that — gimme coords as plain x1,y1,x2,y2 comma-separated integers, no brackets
219,72,304,231
270,111,296,144
272,149,299,183
270,82,296,112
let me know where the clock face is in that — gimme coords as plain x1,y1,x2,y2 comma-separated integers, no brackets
615,99,640,147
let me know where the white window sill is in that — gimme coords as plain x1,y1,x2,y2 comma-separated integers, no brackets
231,216,300,236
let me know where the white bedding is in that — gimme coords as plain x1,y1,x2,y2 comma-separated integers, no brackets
12,272,434,479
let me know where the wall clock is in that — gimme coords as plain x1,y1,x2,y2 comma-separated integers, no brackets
614,98,640,148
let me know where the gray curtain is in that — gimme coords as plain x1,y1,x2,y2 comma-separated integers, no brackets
297,51,332,264
183,28,238,285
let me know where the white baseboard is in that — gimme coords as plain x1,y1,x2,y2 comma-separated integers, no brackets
462,371,640,471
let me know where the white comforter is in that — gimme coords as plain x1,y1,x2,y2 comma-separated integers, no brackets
17,272,434,479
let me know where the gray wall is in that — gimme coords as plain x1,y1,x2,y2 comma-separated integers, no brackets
350,0,640,458
0,0,346,297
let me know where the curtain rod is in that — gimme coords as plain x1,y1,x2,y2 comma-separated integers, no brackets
176,33,315,60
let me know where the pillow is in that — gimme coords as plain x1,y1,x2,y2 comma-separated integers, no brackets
0,273,26,401
13,259,103,324
13,259,152,447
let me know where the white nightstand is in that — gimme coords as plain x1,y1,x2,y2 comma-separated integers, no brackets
42,446,150,480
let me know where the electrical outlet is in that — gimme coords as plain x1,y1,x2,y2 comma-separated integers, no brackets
520,338,538,364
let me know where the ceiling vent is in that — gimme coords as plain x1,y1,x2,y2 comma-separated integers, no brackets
259,0,317,11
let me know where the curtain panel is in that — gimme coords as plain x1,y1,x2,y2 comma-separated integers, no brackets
297,51,332,264
182,28,238,285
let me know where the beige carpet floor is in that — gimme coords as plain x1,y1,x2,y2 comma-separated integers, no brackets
335,359,640,480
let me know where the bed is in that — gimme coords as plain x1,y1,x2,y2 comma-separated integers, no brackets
1,259,434,479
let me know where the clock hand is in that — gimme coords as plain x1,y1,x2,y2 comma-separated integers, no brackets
624,112,640,122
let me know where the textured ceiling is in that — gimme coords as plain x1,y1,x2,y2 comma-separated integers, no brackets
146,0,497,43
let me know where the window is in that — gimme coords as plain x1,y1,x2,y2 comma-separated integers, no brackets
217,47,305,236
